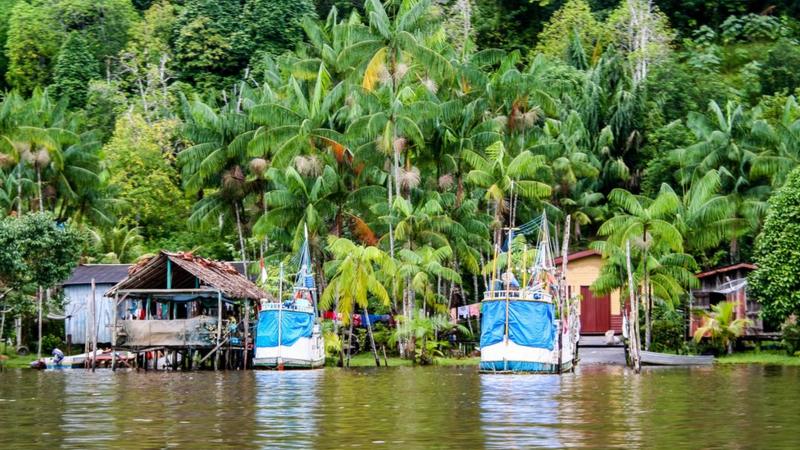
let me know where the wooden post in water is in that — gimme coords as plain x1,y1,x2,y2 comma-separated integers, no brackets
243,299,250,370
626,241,641,373
112,293,118,371
216,290,222,371
558,215,571,374
91,278,97,372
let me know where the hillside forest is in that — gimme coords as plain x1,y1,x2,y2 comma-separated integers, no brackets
1,0,800,352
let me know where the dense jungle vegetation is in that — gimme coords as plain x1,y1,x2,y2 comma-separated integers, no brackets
2,0,800,352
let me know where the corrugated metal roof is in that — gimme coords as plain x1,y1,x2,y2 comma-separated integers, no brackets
63,264,132,286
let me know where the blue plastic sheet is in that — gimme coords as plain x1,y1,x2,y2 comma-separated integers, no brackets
508,301,555,350
255,309,314,347
480,301,508,347
479,300,555,350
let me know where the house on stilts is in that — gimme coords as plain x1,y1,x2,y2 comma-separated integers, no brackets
107,251,268,370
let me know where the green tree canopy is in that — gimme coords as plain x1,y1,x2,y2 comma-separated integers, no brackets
51,33,100,108
749,166,800,322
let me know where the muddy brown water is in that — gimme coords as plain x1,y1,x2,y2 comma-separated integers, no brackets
1,365,798,449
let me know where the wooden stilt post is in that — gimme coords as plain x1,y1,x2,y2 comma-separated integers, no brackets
216,290,222,371
558,216,571,374
112,293,119,371
243,299,250,370
91,279,97,372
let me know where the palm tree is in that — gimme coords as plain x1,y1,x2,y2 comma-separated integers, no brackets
674,170,740,258
340,0,451,262
390,313,470,364
89,226,145,264
178,94,258,264
254,164,341,292
751,96,800,187
672,100,770,261
320,236,393,364
463,140,551,245
693,301,751,355
248,64,347,168
598,183,683,349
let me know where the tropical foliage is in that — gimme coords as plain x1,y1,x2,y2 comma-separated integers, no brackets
0,0,799,353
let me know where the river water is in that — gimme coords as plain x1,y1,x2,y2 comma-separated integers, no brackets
1,364,798,449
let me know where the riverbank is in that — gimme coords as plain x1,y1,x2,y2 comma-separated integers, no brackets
716,351,800,366
0,353,37,369
339,353,480,368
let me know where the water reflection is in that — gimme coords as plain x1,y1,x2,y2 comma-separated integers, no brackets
1,366,800,449
480,373,565,448
253,370,321,448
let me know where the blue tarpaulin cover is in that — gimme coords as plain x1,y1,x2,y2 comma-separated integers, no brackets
480,300,555,350
255,309,314,347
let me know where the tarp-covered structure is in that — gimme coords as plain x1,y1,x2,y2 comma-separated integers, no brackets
480,300,556,350
255,310,314,348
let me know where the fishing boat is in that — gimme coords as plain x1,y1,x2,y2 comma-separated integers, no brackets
30,349,135,370
479,213,580,374
640,351,714,366
253,229,325,369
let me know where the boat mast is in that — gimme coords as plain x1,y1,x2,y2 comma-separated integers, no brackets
278,262,283,367
504,182,515,344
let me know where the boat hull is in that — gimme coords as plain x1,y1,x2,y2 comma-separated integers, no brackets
253,335,325,370
479,338,576,374
640,351,714,366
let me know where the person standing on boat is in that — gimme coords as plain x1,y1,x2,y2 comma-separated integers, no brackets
52,348,64,366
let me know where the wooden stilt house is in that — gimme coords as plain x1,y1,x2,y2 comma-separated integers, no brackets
106,251,268,370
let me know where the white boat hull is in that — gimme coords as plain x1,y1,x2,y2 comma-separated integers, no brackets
253,334,325,369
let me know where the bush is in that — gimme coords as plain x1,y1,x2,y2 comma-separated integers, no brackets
40,334,62,354
650,305,688,354
781,316,800,356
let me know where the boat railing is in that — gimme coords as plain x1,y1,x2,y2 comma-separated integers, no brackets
482,290,553,303
260,302,315,314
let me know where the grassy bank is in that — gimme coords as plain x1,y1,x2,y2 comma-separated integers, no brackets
716,351,800,366
0,352,38,369
338,353,480,368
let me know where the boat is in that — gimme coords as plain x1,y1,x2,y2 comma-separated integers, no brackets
479,213,580,374
253,228,325,369
30,349,135,370
640,350,714,366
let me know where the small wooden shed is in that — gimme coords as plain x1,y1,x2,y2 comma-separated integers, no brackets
107,251,268,370
690,263,760,335
555,249,624,335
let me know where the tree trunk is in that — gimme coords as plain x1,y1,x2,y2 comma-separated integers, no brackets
37,166,44,212
364,308,380,367
36,287,43,359
346,315,355,368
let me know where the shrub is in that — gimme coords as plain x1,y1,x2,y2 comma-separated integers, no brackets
780,316,800,356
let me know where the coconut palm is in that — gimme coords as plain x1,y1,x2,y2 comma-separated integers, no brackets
178,95,259,263
463,140,551,245
248,64,348,169
693,300,752,355
89,226,145,264
254,164,341,257
320,236,393,364
672,100,771,260
750,96,800,187
598,183,683,349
